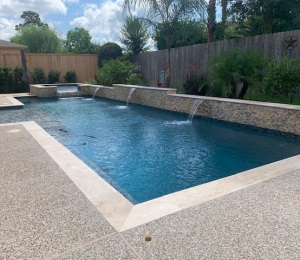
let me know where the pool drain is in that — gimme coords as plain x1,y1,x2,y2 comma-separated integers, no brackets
144,236,152,242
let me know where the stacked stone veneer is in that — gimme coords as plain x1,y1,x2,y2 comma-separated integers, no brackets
30,84,85,98
31,83,300,136
30,84,57,98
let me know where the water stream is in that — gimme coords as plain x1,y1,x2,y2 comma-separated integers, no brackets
188,99,203,122
57,86,80,98
92,87,100,99
126,88,136,106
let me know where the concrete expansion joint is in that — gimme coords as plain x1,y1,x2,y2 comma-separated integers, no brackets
46,232,117,259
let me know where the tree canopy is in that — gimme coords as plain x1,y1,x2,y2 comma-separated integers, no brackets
15,11,48,31
65,27,94,54
229,0,300,35
120,16,150,55
10,25,62,53
154,20,207,50
97,42,123,67
123,0,206,87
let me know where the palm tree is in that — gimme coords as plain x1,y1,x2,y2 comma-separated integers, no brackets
123,0,206,87
207,49,267,99
207,0,216,43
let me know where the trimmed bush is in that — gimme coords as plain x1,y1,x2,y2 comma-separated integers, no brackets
0,67,13,93
48,69,61,84
32,67,46,84
64,70,77,83
13,67,29,92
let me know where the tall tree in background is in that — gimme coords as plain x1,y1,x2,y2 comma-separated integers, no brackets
207,0,216,42
123,0,206,87
97,42,123,67
154,20,207,49
221,0,228,24
15,11,48,30
218,0,228,38
65,27,93,54
11,25,62,53
120,16,150,55
230,0,300,35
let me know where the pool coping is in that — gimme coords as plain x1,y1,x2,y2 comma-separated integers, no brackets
0,96,24,109
3,121,300,232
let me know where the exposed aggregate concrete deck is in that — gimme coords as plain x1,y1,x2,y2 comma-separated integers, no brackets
0,123,140,259
0,95,300,259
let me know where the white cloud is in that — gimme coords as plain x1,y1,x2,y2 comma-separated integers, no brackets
70,0,124,45
63,0,79,3
0,0,68,40
0,0,67,19
0,18,18,41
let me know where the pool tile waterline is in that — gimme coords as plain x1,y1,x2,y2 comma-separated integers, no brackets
14,97,300,203
29,83,300,136
1,88,299,230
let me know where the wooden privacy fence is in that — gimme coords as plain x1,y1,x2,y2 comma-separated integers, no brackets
0,53,98,83
135,30,300,90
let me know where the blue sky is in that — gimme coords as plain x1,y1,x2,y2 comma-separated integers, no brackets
0,0,220,47
0,0,125,45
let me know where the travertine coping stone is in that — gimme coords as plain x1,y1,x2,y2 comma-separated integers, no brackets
11,121,300,232
30,83,300,135
105,84,300,136
0,96,23,109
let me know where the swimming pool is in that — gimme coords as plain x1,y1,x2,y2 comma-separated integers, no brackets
2,96,300,203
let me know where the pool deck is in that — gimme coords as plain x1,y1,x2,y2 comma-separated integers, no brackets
1,95,300,259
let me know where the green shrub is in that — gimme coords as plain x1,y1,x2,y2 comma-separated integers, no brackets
183,74,208,95
0,66,13,93
32,67,46,84
182,63,208,95
98,42,122,67
84,79,98,85
64,70,77,83
207,49,267,98
127,73,145,85
13,67,29,92
48,69,60,84
264,57,300,103
98,59,143,86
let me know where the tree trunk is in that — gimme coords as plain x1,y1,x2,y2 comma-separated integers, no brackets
265,7,274,33
20,49,30,84
238,82,249,99
221,0,228,25
229,80,237,98
207,0,216,43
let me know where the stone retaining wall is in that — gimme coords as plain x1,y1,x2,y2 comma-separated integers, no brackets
30,84,57,98
30,84,84,98
30,83,300,136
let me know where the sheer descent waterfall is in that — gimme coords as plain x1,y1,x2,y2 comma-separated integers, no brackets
188,99,203,121
126,88,137,106
57,85,80,98
92,87,100,99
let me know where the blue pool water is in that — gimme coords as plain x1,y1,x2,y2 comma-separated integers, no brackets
2,97,300,203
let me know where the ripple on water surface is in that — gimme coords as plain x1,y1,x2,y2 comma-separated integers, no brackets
2,97,300,204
